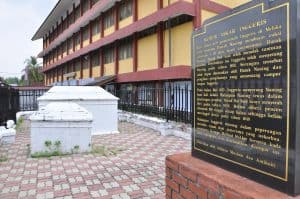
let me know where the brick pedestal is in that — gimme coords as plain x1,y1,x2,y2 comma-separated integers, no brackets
165,153,300,199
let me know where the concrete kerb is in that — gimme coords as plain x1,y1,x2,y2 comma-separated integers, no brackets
118,110,191,140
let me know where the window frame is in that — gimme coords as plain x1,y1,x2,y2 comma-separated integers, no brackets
91,52,100,67
119,0,133,21
104,48,115,64
92,19,100,36
82,27,89,42
104,10,115,29
118,41,133,60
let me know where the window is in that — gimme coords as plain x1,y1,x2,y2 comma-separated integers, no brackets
75,34,81,46
83,27,89,41
104,10,114,29
69,12,75,24
74,7,81,20
82,56,89,69
138,83,156,105
60,46,63,56
82,0,89,14
119,42,132,60
63,42,67,53
119,0,132,20
92,20,100,35
91,53,100,66
104,48,114,64
62,19,66,32
68,38,73,50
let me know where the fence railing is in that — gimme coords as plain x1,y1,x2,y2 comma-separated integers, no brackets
0,82,19,125
112,86,192,123
15,87,50,112
1,84,192,124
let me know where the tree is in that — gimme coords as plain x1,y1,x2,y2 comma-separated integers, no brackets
4,77,19,85
24,56,44,86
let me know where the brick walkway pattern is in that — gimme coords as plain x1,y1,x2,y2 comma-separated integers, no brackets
0,121,190,199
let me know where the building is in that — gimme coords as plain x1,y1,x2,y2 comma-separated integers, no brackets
32,0,250,108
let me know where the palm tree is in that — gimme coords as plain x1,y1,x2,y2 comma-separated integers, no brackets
24,56,44,86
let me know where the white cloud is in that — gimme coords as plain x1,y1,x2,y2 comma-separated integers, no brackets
0,0,58,78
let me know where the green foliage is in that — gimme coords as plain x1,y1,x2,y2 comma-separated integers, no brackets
4,77,19,85
0,155,8,162
31,141,124,159
31,151,64,158
24,56,44,86
31,140,64,158
15,117,24,131
91,145,124,157
71,145,80,154
54,141,61,149
44,140,52,150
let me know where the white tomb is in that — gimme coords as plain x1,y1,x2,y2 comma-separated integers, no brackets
38,86,119,135
0,120,16,144
0,127,16,144
30,102,92,154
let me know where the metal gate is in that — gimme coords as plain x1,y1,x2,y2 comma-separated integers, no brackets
0,82,19,125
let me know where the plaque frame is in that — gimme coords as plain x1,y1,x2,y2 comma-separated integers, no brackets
191,0,299,195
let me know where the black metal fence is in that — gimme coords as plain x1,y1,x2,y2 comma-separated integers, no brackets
0,85,50,125
16,87,50,111
0,82,19,125
112,86,192,123
1,84,192,124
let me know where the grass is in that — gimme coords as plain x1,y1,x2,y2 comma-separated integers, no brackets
15,117,24,131
91,145,124,157
29,140,67,159
31,150,67,159
28,143,125,159
0,155,8,162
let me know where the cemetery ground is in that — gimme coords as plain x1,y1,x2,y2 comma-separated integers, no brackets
0,119,190,199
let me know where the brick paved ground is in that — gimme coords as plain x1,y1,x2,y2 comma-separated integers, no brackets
0,120,190,199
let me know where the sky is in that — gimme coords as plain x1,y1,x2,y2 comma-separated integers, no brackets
0,0,58,78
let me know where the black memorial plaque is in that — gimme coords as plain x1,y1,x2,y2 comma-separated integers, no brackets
192,0,300,196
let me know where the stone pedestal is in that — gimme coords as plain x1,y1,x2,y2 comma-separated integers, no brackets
165,153,300,199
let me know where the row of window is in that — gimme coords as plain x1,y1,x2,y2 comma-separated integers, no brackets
45,41,132,83
46,41,132,74
44,0,132,50
101,42,133,64
44,0,133,67
44,0,99,49
44,14,193,68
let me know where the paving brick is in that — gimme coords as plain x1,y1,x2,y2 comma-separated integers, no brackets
0,121,190,198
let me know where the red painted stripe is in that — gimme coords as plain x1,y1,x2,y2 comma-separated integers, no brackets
157,22,164,68
193,0,201,29
114,43,119,75
133,0,137,22
116,65,191,83
89,52,93,78
133,34,138,72
42,1,195,72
